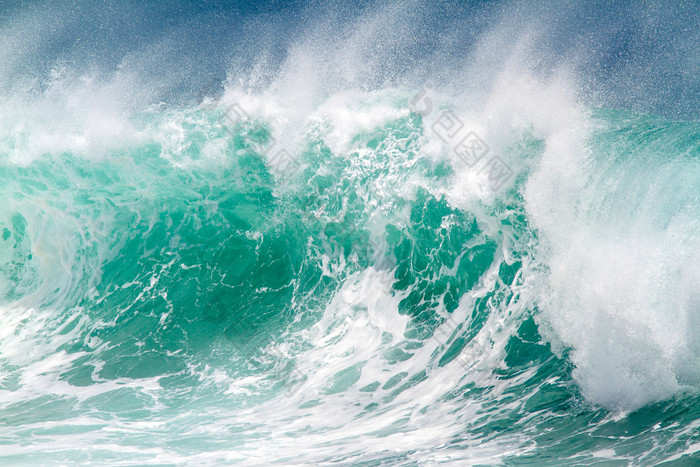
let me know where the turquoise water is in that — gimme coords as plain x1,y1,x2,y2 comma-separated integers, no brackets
1,92,698,464
1,0,699,465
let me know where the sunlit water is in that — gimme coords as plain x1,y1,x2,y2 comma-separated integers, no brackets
0,1,698,465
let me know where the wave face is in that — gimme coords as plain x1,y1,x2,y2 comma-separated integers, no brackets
1,0,698,464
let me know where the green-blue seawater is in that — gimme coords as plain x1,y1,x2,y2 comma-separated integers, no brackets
0,0,698,465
